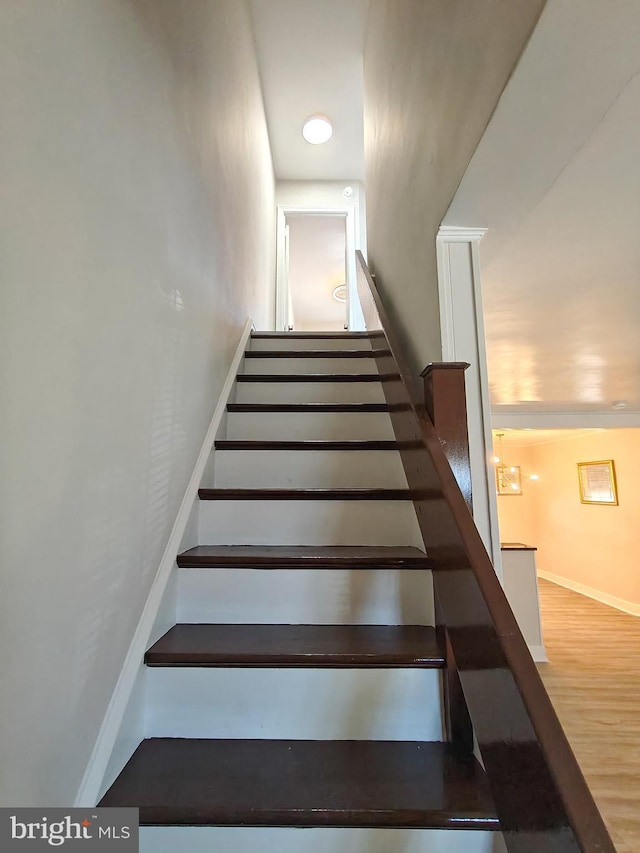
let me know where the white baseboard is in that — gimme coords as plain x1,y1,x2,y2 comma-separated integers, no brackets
528,644,548,663
74,319,253,807
538,570,640,618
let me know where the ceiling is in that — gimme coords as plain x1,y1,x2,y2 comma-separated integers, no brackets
250,0,639,421
445,0,640,419
287,214,347,331
491,428,606,450
250,0,367,180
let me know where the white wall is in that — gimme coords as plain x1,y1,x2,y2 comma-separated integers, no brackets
363,0,545,375
496,430,640,614
276,182,367,255
0,0,274,806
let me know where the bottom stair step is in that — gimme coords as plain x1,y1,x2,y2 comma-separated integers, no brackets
140,827,498,853
100,739,498,830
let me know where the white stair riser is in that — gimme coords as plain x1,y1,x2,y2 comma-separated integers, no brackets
141,828,496,853
235,381,385,404
242,356,379,375
250,337,374,352
198,500,424,547
213,450,409,489
177,569,435,625
145,668,443,741
225,411,395,441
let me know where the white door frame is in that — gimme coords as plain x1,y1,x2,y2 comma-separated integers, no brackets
275,206,365,331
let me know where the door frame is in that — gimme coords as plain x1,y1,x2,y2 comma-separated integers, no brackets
275,206,365,331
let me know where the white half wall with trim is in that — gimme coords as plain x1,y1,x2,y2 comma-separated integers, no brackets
436,226,502,579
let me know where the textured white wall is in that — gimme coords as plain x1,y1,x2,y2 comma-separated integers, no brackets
0,0,274,805
363,0,545,374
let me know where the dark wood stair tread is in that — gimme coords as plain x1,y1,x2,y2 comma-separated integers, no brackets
236,373,396,382
177,545,433,569
214,440,400,450
251,332,374,339
145,624,443,668
99,738,498,828
227,403,394,412
198,488,413,500
244,350,389,358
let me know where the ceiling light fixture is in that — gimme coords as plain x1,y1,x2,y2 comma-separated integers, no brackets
302,114,333,145
493,432,540,489
332,284,347,303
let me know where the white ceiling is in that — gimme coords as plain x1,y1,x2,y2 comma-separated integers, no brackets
288,214,347,330
250,0,367,180
491,428,606,450
250,0,639,420
445,0,640,418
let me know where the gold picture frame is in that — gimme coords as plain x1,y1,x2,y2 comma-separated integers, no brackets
577,460,618,505
496,465,522,496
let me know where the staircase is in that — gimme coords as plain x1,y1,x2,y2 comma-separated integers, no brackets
100,331,499,852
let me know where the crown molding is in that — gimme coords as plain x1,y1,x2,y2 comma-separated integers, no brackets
437,225,487,242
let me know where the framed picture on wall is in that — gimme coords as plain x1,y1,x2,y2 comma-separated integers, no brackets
577,460,618,505
496,465,523,496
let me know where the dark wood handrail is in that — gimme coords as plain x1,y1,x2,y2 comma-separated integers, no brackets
356,250,615,853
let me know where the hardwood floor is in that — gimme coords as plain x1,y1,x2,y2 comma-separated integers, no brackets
536,578,640,853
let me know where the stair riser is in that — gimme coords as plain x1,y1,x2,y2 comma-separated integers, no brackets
145,668,443,741
242,357,379,375
212,450,409,488
140,828,496,853
198,500,424,547
250,337,374,352
225,411,395,441
177,569,435,625
234,381,386,404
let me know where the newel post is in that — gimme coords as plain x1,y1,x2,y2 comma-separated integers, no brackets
421,362,472,510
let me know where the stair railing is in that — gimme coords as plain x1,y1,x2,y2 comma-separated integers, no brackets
356,250,615,853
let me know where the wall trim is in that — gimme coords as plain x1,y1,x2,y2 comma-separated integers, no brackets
492,410,640,429
528,644,548,663
74,319,253,806
538,570,640,618
436,226,502,579
437,225,487,243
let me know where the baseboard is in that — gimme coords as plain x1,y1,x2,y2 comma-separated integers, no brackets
538,570,640,618
528,644,548,663
74,319,253,806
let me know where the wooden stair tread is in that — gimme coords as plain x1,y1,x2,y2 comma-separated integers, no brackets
236,373,396,382
227,403,394,412
198,488,413,500
244,350,388,358
145,624,444,668
99,738,498,828
251,332,374,339
176,545,433,569
214,440,400,451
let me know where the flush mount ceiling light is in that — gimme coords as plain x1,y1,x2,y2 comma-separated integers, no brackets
332,284,347,303
302,114,333,145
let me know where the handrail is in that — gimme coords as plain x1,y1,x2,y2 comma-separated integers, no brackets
356,251,615,853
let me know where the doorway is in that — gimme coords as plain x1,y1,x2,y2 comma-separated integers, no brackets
275,207,365,332
286,214,346,331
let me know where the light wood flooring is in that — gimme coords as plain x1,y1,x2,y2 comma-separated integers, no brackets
537,578,640,853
